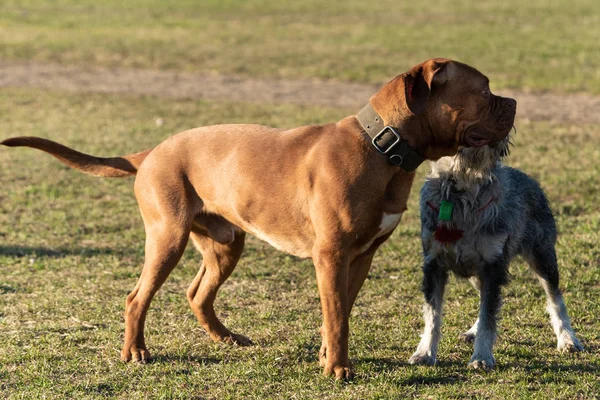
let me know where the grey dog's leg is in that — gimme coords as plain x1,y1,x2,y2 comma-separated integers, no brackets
526,246,583,352
409,259,448,366
468,261,507,370
459,277,481,343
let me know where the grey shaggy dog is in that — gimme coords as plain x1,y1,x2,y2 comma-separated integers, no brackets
408,134,583,370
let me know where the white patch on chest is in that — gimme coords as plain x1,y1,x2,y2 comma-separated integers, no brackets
358,212,403,253
380,212,403,233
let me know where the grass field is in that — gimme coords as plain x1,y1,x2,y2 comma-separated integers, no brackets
1,0,600,93
1,89,599,399
1,1,599,399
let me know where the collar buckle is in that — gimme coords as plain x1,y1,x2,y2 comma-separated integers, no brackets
356,103,425,172
372,126,401,154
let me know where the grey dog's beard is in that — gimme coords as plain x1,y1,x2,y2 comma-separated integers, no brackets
429,134,512,192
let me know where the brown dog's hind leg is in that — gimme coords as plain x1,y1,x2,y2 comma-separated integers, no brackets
121,169,195,363
186,230,252,346
121,224,190,363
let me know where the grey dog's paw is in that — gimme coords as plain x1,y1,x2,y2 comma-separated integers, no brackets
459,331,476,343
558,335,584,353
557,331,583,353
468,355,495,370
408,352,436,366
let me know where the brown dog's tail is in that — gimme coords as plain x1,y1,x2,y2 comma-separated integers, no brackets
1,136,152,177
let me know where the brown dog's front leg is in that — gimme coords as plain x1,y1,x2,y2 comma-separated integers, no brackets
318,246,378,369
313,246,352,380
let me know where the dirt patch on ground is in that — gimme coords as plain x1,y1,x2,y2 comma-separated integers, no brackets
1,61,598,124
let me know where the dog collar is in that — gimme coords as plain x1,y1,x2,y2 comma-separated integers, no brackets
356,103,425,172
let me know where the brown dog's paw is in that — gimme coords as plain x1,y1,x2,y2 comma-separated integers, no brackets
323,363,354,381
121,346,151,364
222,333,254,346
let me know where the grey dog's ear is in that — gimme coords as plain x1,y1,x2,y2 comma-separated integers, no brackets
404,59,450,115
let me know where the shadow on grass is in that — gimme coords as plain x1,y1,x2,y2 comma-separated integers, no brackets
502,341,599,374
0,284,18,293
507,360,600,374
399,374,468,386
0,245,135,258
357,356,410,371
151,354,222,366
357,357,468,386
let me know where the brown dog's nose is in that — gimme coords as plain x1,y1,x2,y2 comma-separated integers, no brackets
499,96,517,125
505,97,517,112
485,96,517,141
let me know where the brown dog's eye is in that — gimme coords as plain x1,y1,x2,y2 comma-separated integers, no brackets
482,88,490,97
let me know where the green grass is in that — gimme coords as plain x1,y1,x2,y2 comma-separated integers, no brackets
1,0,599,93
1,88,599,399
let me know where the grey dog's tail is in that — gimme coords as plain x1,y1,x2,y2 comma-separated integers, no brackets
1,136,152,177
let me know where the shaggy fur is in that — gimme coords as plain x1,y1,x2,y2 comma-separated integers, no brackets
409,134,583,369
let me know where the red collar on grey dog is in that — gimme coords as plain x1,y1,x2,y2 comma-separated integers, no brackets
356,103,425,172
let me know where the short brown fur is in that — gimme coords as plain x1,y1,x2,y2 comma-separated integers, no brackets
2,59,516,379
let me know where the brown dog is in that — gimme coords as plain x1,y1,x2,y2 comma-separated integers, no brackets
2,59,516,379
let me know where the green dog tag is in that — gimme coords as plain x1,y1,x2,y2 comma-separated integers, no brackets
439,201,453,221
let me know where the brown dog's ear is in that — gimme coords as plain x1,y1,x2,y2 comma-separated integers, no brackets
404,60,449,115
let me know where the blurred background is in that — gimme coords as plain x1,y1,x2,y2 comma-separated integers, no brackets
1,0,598,91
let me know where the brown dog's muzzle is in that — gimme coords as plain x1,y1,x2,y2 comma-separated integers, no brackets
491,95,517,137
466,95,517,147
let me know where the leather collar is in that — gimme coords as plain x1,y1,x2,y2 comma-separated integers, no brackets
356,103,425,172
